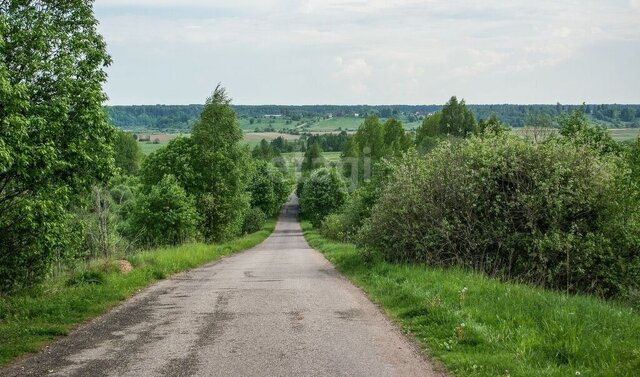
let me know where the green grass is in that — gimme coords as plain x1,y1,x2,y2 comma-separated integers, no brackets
302,223,640,377
0,220,276,367
307,117,363,131
139,142,168,155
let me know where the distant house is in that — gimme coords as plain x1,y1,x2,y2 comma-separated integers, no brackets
264,114,283,119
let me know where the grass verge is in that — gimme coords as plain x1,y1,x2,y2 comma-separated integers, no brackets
302,222,640,377
0,220,276,367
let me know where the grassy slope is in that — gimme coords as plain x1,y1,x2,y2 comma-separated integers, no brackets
302,223,640,377
0,220,276,366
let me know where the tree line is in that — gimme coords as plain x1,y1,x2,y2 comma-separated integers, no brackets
107,104,640,132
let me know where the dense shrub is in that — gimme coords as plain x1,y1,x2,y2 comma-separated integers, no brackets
362,135,640,298
243,207,267,234
247,161,291,217
0,2,114,292
299,168,348,227
127,175,199,247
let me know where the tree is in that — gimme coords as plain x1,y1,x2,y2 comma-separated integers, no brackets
190,86,251,242
302,142,325,172
127,175,199,247
383,118,412,157
439,96,477,137
416,112,442,142
114,131,143,175
354,116,385,161
299,168,348,227
139,86,252,242
252,139,280,161
0,1,114,292
558,108,622,156
478,115,509,136
247,161,290,217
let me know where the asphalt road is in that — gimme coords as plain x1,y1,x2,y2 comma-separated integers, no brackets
3,196,443,377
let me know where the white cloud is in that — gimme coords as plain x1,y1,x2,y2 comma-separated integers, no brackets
95,0,640,104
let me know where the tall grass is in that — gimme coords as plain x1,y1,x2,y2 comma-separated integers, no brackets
303,222,640,377
0,220,275,366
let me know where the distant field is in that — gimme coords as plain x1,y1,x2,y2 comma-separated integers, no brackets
306,117,363,131
239,118,297,132
512,127,640,142
281,151,341,163
136,127,639,156
303,117,421,132
138,132,302,155
610,128,640,141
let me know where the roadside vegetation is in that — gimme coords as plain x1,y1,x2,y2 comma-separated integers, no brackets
298,96,640,375
303,224,640,377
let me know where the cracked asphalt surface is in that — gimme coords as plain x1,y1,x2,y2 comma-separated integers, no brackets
2,196,443,377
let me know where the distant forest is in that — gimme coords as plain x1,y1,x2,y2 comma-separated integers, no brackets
107,104,640,132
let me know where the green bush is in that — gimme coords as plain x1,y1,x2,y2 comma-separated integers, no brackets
299,168,348,227
320,214,346,241
362,135,640,298
0,2,114,293
243,207,267,234
247,161,291,217
127,175,199,247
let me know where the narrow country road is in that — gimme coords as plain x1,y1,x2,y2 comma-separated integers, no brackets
3,196,442,377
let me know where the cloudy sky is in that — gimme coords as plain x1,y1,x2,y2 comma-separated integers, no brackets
94,0,640,105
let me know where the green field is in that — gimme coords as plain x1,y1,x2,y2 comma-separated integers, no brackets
139,142,167,155
302,223,640,377
610,128,640,141
137,132,302,155
136,127,640,157
239,118,298,132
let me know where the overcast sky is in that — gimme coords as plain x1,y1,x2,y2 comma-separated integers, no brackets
94,0,640,105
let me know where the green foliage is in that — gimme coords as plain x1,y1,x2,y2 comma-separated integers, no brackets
252,139,280,161
303,224,640,377
415,112,443,152
362,135,640,298
628,137,640,181
439,96,477,137
243,207,267,234
354,116,386,161
342,116,412,184
0,1,114,292
382,118,413,157
140,137,197,191
113,131,143,175
299,168,348,227
247,161,291,217
558,108,623,156
127,175,199,247
139,86,251,243
301,142,325,172
478,115,510,136
190,86,252,242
